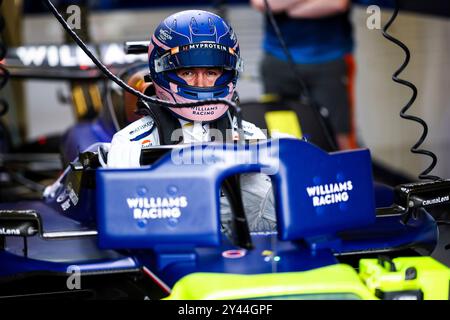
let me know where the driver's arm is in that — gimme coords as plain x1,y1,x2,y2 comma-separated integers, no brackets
250,0,307,13
287,0,350,18
103,115,159,168
250,0,350,18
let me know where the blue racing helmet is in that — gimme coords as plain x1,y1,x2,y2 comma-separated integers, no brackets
148,10,243,122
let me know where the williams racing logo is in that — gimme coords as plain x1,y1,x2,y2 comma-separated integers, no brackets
306,180,353,207
126,196,188,219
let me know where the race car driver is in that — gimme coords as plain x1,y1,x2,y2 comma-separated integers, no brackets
102,10,277,234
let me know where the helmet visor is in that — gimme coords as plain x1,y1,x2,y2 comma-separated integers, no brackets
154,43,243,74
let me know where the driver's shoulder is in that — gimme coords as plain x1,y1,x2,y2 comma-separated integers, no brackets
112,115,159,147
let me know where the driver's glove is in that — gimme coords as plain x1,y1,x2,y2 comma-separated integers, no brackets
101,133,142,168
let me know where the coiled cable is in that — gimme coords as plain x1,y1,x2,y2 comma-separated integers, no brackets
382,1,440,181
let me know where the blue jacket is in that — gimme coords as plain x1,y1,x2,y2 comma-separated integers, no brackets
263,11,354,64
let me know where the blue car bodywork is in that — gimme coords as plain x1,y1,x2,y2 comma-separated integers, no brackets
0,138,438,297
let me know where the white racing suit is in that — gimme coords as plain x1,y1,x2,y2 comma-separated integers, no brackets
102,114,277,236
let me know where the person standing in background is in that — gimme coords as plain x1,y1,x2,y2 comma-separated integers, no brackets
250,0,357,150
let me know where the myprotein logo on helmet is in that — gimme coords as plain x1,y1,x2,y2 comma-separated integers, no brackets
181,43,228,52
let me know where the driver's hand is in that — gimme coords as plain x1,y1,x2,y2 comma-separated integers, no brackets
106,134,142,168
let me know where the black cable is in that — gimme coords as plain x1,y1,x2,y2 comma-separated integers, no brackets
6,169,46,193
262,0,338,150
42,0,245,141
382,2,440,181
263,0,309,98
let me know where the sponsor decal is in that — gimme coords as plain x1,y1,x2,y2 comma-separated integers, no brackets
141,139,152,147
68,188,79,206
0,228,20,235
192,105,218,116
61,199,71,211
129,120,154,136
422,195,450,206
57,183,79,211
129,119,155,143
10,43,146,68
127,196,188,220
306,180,353,207
158,29,173,41
181,43,228,52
